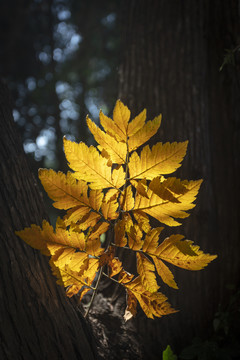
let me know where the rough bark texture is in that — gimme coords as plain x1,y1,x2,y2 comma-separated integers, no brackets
116,0,240,357
0,80,98,360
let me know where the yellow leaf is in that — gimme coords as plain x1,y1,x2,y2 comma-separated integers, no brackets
136,253,159,293
38,168,104,227
152,256,178,289
16,220,86,256
128,115,162,152
88,221,109,241
101,198,119,220
108,257,122,277
87,115,127,164
63,206,91,226
118,269,134,284
155,235,217,270
99,248,113,266
131,179,149,198
100,248,123,277
77,287,92,300
126,222,143,251
63,137,125,189
51,248,88,273
39,169,88,210
134,179,203,226
127,109,146,137
66,285,84,298
99,110,123,142
142,227,164,253
114,218,128,247
112,99,131,142
49,247,98,294
133,211,151,233
124,277,176,319
66,211,100,230
88,189,104,211
149,177,188,202
104,188,119,203
111,166,126,189
82,258,99,284
51,262,87,290
120,185,134,211
52,258,99,295
16,221,51,255
85,237,104,257
129,141,188,180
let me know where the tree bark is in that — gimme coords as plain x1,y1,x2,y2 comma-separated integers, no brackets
0,80,98,360
118,0,240,356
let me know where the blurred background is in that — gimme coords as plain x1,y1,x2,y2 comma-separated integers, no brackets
0,0,121,222
0,0,121,166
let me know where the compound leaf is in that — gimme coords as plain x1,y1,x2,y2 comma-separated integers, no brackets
16,99,217,321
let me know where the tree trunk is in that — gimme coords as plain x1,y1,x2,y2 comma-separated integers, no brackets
118,0,240,356
0,80,98,360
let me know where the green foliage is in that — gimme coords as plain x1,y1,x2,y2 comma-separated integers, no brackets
219,45,240,71
163,345,177,360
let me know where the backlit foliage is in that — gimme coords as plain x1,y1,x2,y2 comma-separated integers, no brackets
16,100,217,320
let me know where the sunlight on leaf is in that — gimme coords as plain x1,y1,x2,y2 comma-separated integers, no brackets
16,99,217,320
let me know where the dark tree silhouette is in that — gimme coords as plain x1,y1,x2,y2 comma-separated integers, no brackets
117,0,240,357
0,80,98,360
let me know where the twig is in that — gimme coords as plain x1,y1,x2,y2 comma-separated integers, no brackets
84,266,103,318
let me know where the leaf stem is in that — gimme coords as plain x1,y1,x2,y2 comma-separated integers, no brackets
111,242,144,253
84,265,103,318
102,271,120,283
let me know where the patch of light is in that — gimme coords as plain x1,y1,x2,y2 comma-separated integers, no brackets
60,98,72,110
28,107,37,117
85,96,100,119
69,33,82,50
56,81,70,95
60,109,79,121
26,77,36,91
56,82,80,123
90,65,111,82
36,135,48,149
101,13,116,27
54,21,82,61
60,117,68,133
57,9,71,21
24,141,37,153
31,127,56,161
12,109,20,122
38,51,51,65
53,48,63,62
